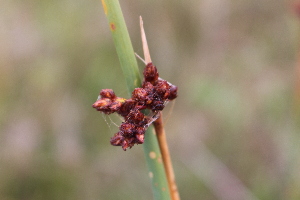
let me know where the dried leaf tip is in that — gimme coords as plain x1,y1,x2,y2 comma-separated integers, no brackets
140,16,152,64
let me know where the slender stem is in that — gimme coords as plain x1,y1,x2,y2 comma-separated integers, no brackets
100,1,171,199
154,115,180,200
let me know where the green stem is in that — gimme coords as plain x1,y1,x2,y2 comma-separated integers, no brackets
100,0,171,199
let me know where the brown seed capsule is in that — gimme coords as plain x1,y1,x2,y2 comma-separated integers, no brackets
141,82,154,104
122,137,135,150
109,102,122,112
151,100,165,111
121,140,129,150
109,97,126,112
110,132,124,146
168,85,178,100
118,99,136,117
135,133,145,144
132,88,148,102
136,126,146,135
100,89,116,99
92,98,112,113
126,109,145,125
155,80,170,99
142,81,154,91
119,123,135,137
143,63,159,83
92,98,111,108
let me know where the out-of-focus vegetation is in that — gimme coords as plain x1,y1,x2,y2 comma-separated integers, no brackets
1,0,300,199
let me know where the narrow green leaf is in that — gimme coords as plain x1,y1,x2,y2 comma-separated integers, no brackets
101,0,141,93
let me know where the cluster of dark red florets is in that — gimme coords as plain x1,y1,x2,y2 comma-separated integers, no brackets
92,63,177,150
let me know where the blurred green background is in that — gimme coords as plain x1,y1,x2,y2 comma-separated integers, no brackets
1,0,300,199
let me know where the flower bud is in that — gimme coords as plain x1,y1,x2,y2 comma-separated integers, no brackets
126,110,145,125
122,137,135,151
109,97,126,112
92,98,112,113
168,85,178,100
143,63,159,83
135,133,145,144
117,99,136,117
100,89,116,99
120,123,135,137
151,100,165,111
110,132,123,146
136,126,146,135
132,88,148,102
155,80,170,99
142,82,154,91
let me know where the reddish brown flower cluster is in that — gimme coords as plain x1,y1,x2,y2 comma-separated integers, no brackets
92,62,177,150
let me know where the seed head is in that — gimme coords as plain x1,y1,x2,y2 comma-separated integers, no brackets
151,100,165,111
100,89,116,100
110,132,124,146
118,99,136,117
155,80,170,99
132,88,148,102
135,133,145,144
143,62,159,83
120,123,135,137
136,126,146,135
93,61,177,150
92,98,112,114
142,82,154,91
126,109,145,125
109,97,126,112
122,137,135,151
168,85,178,100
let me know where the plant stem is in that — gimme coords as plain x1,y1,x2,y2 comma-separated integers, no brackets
100,0,171,199
153,115,180,200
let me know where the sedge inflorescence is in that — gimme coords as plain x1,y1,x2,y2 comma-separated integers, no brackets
92,63,177,150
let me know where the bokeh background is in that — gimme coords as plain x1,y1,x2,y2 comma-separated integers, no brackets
1,0,300,199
